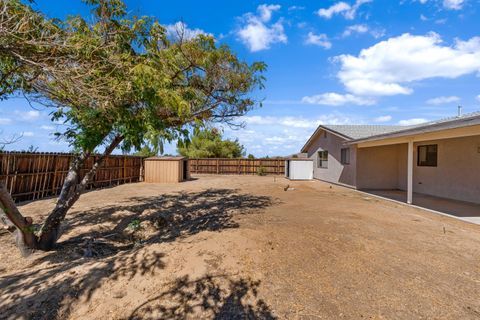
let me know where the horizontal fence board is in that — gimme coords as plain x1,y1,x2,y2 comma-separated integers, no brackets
189,158,285,175
0,152,144,203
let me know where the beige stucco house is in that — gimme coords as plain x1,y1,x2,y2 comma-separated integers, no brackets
301,112,480,205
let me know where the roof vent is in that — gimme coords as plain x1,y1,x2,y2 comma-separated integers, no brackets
458,105,463,117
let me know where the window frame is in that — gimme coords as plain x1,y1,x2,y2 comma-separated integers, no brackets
317,150,328,169
417,144,438,167
341,148,350,165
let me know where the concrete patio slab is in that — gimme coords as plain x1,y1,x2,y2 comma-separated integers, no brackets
365,189,480,225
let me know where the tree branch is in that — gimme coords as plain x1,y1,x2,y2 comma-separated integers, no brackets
0,182,28,231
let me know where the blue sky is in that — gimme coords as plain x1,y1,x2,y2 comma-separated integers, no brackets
1,0,480,156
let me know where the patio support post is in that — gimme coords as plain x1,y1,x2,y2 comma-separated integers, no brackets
407,140,414,204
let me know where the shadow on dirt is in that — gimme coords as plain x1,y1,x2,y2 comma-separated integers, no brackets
0,188,275,319
128,274,276,320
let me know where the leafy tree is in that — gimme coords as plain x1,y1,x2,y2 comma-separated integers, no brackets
247,154,255,159
0,0,265,254
177,128,245,158
133,145,157,157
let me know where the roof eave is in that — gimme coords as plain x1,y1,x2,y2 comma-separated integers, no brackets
348,116,480,145
301,126,352,153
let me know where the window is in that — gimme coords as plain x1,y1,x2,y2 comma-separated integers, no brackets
317,151,328,168
341,148,350,165
417,145,437,167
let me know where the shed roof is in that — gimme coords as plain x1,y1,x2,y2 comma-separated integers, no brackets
145,156,186,161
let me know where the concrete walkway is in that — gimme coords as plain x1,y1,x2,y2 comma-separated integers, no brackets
365,190,480,225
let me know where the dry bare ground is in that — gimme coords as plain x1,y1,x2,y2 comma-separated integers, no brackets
0,175,479,319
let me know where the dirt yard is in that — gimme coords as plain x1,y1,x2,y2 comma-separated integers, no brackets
1,176,479,319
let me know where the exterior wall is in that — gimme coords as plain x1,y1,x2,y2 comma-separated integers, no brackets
397,144,408,191
356,135,480,204
287,160,313,180
356,144,404,190
306,130,357,187
413,135,480,204
144,160,182,183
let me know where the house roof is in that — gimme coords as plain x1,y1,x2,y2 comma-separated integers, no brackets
301,125,406,152
349,111,480,144
321,125,407,140
301,111,480,152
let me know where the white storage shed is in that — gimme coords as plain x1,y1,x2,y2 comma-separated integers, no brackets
285,158,313,180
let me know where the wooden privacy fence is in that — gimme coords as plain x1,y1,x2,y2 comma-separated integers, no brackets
0,152,144,203
189,158,285,175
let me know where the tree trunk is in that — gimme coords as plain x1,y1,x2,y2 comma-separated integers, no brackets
0,182,38,256
0,134,124,254
37,135,124,250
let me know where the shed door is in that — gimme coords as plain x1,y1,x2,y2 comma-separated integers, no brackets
290,161,313,180
182,160,188,181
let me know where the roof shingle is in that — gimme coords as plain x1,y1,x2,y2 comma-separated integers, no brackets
322,125,407,139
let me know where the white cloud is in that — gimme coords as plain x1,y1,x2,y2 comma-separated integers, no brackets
22,131,34,137
317,2,351,19
288,5,305,11
374,115,392,122
417,0,465,10
16,110,40,121
257,4,281,22
443,0,464,10
398,118,428,125
0,118,12,125
222,113,361,156
316,0,372,20
305,32,332,49
301,92,376,106
242,114,358,128
243,116,319,128
237,4,287,52
476,94,480,102
40,125,54,130
335,33,480,96
426,96,460,105
342,24,385,39
343,24,369,37
164,22,212,40
370,28,386,39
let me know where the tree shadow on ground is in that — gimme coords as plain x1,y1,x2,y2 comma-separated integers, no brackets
128,274,276,320
63,188,274,244
0,189,275,319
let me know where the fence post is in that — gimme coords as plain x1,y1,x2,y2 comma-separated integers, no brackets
140,157,144,182
51,154,58,195
216,159,219,174
123,156,127,184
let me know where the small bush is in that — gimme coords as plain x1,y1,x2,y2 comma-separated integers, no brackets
257,166,267,176
127,219,141,231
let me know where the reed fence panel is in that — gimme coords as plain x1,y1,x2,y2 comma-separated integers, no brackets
189,158,285,175
0,152,144,202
